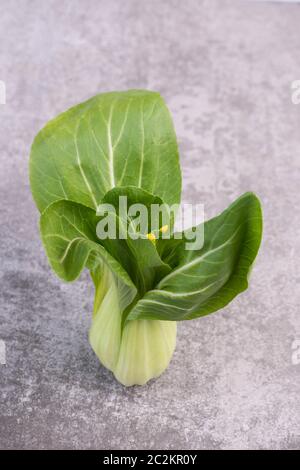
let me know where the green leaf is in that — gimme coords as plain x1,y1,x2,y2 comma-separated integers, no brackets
97,186,171,296
40,200,137,308
126,193,263,322
30,90,181,213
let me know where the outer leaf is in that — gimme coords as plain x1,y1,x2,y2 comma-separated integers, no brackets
126,193,263,322
40,200,137,308
30,90,181,213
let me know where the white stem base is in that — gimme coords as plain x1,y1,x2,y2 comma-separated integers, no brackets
89,272,176,386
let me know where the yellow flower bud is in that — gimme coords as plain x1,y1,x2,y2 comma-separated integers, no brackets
160,225,169,233
147,232,156,242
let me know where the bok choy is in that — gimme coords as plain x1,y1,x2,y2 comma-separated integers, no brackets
30,90,263,386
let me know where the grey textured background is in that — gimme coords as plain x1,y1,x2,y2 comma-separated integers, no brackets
0,0,299,450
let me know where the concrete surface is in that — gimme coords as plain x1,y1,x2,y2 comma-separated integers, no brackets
0,0,299,450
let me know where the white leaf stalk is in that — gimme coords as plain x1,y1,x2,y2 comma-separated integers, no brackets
89,265,177,386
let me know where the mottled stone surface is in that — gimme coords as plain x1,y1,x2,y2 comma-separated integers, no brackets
0,0,299,450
